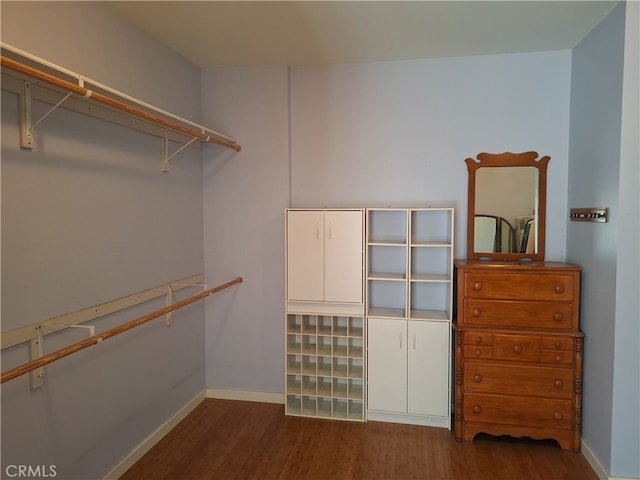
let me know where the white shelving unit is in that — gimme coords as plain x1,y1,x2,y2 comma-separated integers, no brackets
285,314,364,420
285,209,365,421
366,208,454,428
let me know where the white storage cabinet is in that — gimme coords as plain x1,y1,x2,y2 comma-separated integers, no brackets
366,208,454,428
285,209,365,421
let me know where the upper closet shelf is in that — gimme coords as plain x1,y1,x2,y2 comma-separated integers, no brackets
1,43,241,170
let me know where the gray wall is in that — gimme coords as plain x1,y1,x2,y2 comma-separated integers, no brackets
1,3,206,479
568,2,640,477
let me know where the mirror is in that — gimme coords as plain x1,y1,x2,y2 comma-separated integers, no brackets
466,151,550,261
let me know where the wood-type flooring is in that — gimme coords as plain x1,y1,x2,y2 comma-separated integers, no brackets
120,398,598,480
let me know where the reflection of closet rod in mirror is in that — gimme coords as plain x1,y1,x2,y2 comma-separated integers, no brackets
465,151,550,262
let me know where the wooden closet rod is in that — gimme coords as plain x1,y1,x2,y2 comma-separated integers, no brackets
0,56,242,152
0,276,243,384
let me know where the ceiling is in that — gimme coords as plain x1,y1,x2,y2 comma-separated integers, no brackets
106,1,618,68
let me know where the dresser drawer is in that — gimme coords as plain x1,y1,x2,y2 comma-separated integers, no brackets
464,393,572,429
494,334,541,362
462,300,575,329
464,272,574,301
464,345,493,359
463,332,493,346
543,337,574,350
464,363,573,399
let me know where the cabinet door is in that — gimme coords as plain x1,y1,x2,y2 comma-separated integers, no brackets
324,210,363,303
407,320,450,416
367,318,407,412
287,210,324,301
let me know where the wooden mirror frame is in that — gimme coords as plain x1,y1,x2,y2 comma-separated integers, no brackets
466,151,550,261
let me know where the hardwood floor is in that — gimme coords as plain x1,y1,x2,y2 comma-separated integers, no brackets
121,399,598,480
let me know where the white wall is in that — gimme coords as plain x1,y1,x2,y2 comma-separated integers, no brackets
1,3,206,479
201,50,573,398
568,2,639,478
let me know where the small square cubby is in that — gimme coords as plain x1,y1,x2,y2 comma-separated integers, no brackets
333,398,348,419
332,336,348,357
368,280,406,317
348,317,363,337
348,378,363,399
333,357,348,377
410,282,450,320
317,397,333,418
368,245,406,277
286,354,301,373
317,336,332,355
368,209,407,243
301,356,316,375
317,376,332,396
286,374,301,394
301,335,317,355
348,400,364,420
287,314,302,333
411,246,451,280
286,334,301,353
332,377,348,398
348,337,363,358
317,356,332,376
411,209,452,244
302,396,317,416
286,395,302,414
301,315,317,334
318,316,333,335
348,358,363,379
302,375,317,395
333,316,348,336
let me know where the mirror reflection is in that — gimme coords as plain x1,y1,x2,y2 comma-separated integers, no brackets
465,151,549,262
474,167,537,254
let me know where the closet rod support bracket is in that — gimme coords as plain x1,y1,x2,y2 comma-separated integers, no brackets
28,325,44,389
19,82,33,149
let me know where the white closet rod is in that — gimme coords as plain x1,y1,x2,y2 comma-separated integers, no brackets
1,42,240,150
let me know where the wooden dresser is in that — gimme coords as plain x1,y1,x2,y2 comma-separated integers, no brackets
454,260,583,451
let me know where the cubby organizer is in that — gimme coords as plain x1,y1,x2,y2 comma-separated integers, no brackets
367,208,454,321
285,314,365,421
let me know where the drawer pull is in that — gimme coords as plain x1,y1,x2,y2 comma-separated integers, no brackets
474,349,482,357
554,284,565,294
472,308,482,317
473,374,483,383
554,355,563,362
475,336,483,344
554,341,563,348
554,411,563,420
473,282,483,291
554,380,564,389
513,345,522,354
473,405,482,414
553,313,564,322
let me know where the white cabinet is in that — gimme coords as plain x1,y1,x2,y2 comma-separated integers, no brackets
287,209,364,308
368,318,450,417
366,208,454,428
285,209,365,421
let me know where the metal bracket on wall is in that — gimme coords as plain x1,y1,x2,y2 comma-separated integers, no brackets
19,81,73,149
569,207,608,223
161,130,200,172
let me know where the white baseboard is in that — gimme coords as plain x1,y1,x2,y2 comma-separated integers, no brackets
206,387,285,404
102,390,206,480
579,439,638,480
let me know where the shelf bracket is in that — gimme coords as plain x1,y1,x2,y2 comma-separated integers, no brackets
28,325,44,389
165,285,174,325
161,130,200,172
19,81,73,149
